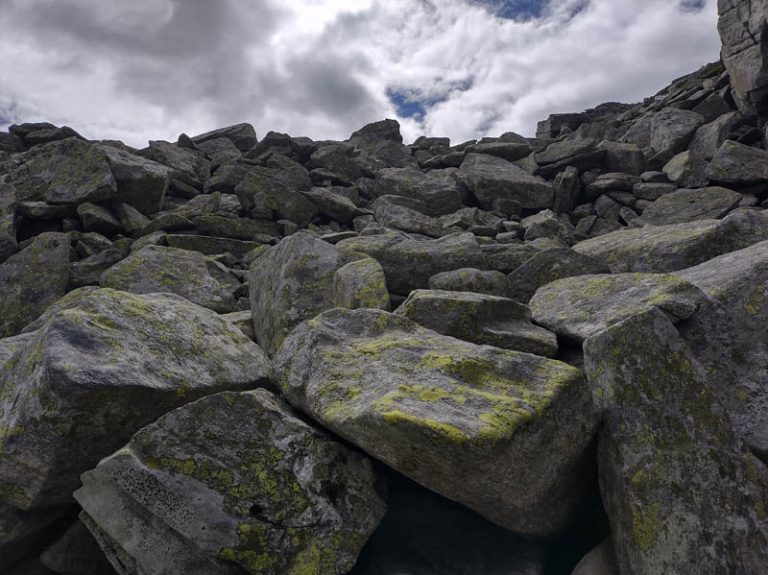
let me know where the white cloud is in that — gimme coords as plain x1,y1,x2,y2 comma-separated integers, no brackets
0,0,721,147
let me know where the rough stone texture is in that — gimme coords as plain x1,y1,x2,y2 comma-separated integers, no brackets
98,145,171,215
165,234,263,261
77,203,124,236
100,245,240,313
661,151,710,189
428,268,511,298
0,184,18,264
522,209,574,245
396,290,558,357
191,123,257,152
584,309,768,575
0,288,271,509
70,248,124,289
40,519,117,575
647,108,705,164
458,153,553,210
552,166,581,214
0,232,70,338
74,389,385,575
249,232,346,355
706,140,768,185
336,231,486,295
371,168,463,217
303,188,370,224
140,140,211,188
235,171,318,227
274,308,598,536
573,209,768,273
530,273,705,342
371,195,447,238
333,258,391,311
639,187,742,226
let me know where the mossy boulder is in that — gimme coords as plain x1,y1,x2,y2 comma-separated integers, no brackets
333,258,390,311
458,153,553,210
74,389,385,575
274,308,598,536
0,288,271,510
640,186,741,226
0,232,70,338
249,232,347,355
100,245,241,313
530,273,705,342
336,231,486,295
584,309,768,574
395,290,558,357
428,268,511,298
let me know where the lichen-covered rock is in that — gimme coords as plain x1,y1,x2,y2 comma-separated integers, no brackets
333,258,390,311
428,268,511,298
0,288,271,509
274,308,597,536
249,232,347,355
76,202,124,236
191,123,257,152
303,188,370,224
396,290,558,357
336,231,486,295
40,519,117,575
530,273,705,342
0,232,70,338
98,144,171,215
235,171,318,227
370,168,463,217
522,209,574,245
0,184,18,264
639,186,741,226
165,234,263,261
706,140,768,185
70,248,124,289
370,195,448,238
140,140,211,188
194,215,278,240
584,309,768,575
573,209,768,273
74,389,385,575
458,153,553,210
507,248,610,303
100,245,240,313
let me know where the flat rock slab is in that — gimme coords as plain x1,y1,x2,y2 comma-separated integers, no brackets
707,140,768,185
640,186,741,226
584,309,768,574
395,289,558,357
100,245,241,313
529,273,705,342
428,268,511,298
274,308,597,536
0,288,271,509
458,153,553,210
75,389,385,575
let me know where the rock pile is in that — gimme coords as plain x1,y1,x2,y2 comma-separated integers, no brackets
2,3,768,574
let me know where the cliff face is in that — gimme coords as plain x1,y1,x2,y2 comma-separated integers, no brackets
2,4,768,575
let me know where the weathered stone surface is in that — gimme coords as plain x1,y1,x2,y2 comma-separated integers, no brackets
530,273,705,342
573,210,768,273
194,215,278,240
706,140,768,185
647,108,704,164
522,209,574,245
74,389,385,575
371,168,463,217
100,245,241,313
165,234,263,261
396,290,558,357
661,151,709,189
688,112,743,160
584,309,768,575
337,231,486,295
191,123,257,152
303,188,370,224
140,140,211,188
552,166,581,214
235,171,318,227
458,153,553,210
249,232,346,355
0,288,270,509
70,248,124,289
0,232,70,338
640,187,741,226
482,240,558,274
507,248,610,303
76,203,124,236
0,184,19,263
275,308,598,536
98,145,171,215
570,538,618,575
333,258,390,311
370,195,447,238
40,519,117,575
114,203,151,237
428,268,511,297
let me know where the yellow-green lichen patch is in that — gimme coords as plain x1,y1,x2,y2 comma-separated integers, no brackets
378,409,471,443
745,286,765,317
631,502,662,551
219,523,280,572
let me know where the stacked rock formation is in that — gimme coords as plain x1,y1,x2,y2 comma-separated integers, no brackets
2,3,768,574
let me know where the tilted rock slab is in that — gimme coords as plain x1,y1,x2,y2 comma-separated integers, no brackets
75,389,385,575
274,308,597,536
0,288,271,510
584,309,768,574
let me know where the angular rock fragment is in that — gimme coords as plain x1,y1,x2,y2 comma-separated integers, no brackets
98,145,171,215
333,257,390,311
428,268,511,298
371,168,463,217
458,153,553,210
191,123,258,152
706,140,768,185
639,186,741,226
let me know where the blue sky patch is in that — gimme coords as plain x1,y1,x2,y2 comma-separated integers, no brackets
388,90,428,120
680,0,705,11
388,79,474,121
472,0,547,20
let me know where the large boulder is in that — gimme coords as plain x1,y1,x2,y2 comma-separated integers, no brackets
639,186,742,226
235,171,318,227
428,268,511,298
274,308,598,536
530,273,705,342
333,258,391,311
458,153,553,210
371,168,463,217
98,144,171,215
249,232,347,355
706,140,768,185
0,288,271,510
336,231,486,295
584,309,768,574
0,232,70,338
190,123,258,152
74,389,385,575
140,140,211,188
100,245,241,313
0,184,18,264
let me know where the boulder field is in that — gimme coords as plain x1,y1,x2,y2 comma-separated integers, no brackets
3,4,768,573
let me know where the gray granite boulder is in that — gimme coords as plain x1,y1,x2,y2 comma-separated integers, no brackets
639,186,741,226
458,154,553,210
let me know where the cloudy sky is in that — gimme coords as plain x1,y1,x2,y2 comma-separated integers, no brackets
0,0,721,147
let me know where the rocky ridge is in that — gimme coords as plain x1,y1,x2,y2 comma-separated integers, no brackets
3,2,768,573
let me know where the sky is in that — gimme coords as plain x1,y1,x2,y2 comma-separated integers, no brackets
0,0,721,148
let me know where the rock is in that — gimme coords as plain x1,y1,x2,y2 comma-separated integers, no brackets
0,232,70,338
204,164,248,195
40,519,117,575
75,389,385,575
688,112,744,160
191,123,258,152
195,215,277,240
371,168,463,217
458,153,553,210
640,186,742,226
632,182,677,202
113,203,151,237
481,241,552,274
310,144,363,183
573,209,768,272
584,309,768,574
76,203,123,236
536,113,586,139
16,201,76,220
395,290,558,357
140,213,194,235
235,171,318,227
333,258,391,311
0,502,69,572
100,245,241,313
140,140,211,188
0,288,271,510
303,188,370,223
371,195,447,238
552,166,581,214
631,108,705,166
194,137,241,164
706,140,768,185
522,210,574,245
530,273,705,342
463,141,533,162
598,141,647,175
165,234,264,261
570,538,618,575
336,231,486,295
70,248,123,288
274,308,598,536
507,248,610,303
249,232,347,355
98,145,171,215
661,151,710,189
349,118,403,143
428,268,511,297
718,0,768,115
0,184,18,263
535,140,605,178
